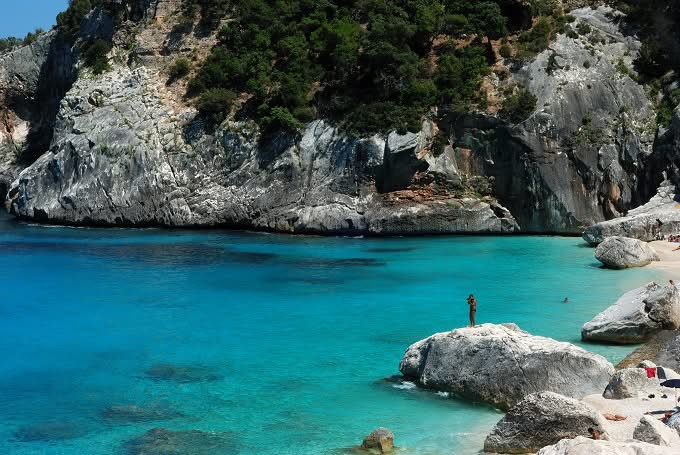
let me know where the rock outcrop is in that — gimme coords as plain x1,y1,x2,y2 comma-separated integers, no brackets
655,334,680,371
583,182,680,245
582,283,680,344
443,6,656,234
399,323,614,410
483,392,608,454
602,368,672,399
6,64,518,233
634,415,680,447
0,31,76,197
361,428,394,454
1,3,664,235
536,436,677,455
594,236,659,269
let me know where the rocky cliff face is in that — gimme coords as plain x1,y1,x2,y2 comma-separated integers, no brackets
8,65,518,233
0,2,676,234
441,6,656,234
0,31,76,200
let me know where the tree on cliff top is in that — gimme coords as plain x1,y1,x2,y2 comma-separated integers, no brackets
187,0,524,134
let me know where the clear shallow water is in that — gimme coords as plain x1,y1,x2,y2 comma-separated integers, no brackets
0,213,670,455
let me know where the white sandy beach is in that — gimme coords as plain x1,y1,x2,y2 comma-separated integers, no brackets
649,241,680,278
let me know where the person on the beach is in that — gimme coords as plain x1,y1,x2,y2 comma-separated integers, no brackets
587,428,601,440
467,294,477,328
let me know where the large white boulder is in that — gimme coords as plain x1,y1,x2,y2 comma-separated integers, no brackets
594,236,659,269
582,283,680,344
399,324,614,410
483,392,608,454
603,368,677,400
537,436,677,455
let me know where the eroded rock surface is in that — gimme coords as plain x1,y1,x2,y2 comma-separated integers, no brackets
483,391,608,454
361,428,394,453
603,368,672,399
582,283,680,344
656,334,680,371
584,182,680,245
595,236,659,269
399,323,614,410
1,4,663,235
536,436,677,455
633,415,680,447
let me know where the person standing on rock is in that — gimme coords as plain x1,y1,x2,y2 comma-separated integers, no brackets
467,294,477,328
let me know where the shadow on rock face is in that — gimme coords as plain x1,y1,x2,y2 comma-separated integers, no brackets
12,421,89,442
123,428,239,455
144,363,223,383
101,404,184,423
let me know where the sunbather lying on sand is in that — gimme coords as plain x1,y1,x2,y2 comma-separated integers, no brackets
602,413,626,421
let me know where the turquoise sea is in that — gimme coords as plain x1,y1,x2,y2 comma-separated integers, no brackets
0,212,671,454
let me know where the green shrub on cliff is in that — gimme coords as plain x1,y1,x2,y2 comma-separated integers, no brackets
499,87,537,123
57,0,98,40
1,36,26,52
184,0,537,133
82,39,111,75
168,58,192,84
196,88,236,124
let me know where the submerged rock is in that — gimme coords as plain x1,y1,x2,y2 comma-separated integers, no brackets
361,428,394,453
633,415,680,447
536,436,677,455
582,283,680,344
13,420,88,442
123,428,238,455
483,391,608,454
399,324,614,410
144,363,222,383
101,404,183,422
594,237,659,269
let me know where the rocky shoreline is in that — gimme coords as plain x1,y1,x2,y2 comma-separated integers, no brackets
387,212,680,454
396,323,680,454
1,4,674,236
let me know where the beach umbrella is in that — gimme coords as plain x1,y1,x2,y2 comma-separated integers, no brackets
660,379,680,403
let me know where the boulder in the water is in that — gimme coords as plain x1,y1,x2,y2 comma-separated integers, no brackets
360,427,394,453
483,391,608,454
399,323,614,410
594,236,659,269
582,283,680,344
123,428,238,455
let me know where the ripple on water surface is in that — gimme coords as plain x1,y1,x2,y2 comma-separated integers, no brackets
0,214,668,454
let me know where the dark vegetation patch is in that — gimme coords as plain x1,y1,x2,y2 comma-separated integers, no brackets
184,0,556,134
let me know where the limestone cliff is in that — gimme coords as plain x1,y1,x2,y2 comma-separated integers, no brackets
0,1,676,234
